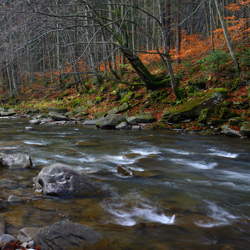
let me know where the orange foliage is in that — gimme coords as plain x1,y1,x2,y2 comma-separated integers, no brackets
139,50,162,65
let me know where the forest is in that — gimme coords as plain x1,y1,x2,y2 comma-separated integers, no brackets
0,0,250,132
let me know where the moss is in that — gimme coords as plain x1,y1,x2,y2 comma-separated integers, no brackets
96,96,102,103
120,91,134,104
163,88,227,123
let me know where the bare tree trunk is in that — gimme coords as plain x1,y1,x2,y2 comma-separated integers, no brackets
214,0,240,72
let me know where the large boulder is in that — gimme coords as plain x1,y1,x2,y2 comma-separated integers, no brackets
96,114,126,129
163,88,227,123
34,164,99,196
0,153,32,168
34,221,103,250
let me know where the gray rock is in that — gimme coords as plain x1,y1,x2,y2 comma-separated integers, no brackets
34,220,103,250
0,110,16,117
8,195,24,203
0,153,32,168
132,125,141,130
35,164,99,196
221,125,241,137
82,119,97,126
96,114,126,129
117,165,133,177
115,121,131,130
0,217,5,236
49,112,68,121
127,114,156,125
29,119,41,125
17,227,41,243
0,234,17,247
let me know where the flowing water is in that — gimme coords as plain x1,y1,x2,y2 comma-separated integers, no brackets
0,118,250,249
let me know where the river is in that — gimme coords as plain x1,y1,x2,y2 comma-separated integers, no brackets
0,118,250,249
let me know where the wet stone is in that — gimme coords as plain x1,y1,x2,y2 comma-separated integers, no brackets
17,227,41,243
117,165,133,177
34,221,103,250
8,195,24,203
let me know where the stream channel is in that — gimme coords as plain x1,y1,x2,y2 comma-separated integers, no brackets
0,118,250,249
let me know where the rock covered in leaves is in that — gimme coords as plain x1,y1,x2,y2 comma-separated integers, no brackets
34,164,100,196
0,153,32,168
34,220,103,250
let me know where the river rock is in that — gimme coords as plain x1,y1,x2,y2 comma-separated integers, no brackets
127,114,156,125
29,119,41,125
0,234,17,247
96,114,126,129
82,119,97,126
117,165,133,177
8,195,24,203
221,125,241,137
34,220,103,250
163,88,227,123
0,153,32,168
17,227,41,243
116,121,131,130
35,164,99,196
0,217,5,236
49,112,68,121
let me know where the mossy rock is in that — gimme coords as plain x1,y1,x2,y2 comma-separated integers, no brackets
163,88,227,123
120,91,134,104
108,102,130,115
198,108,213,125
127,114,156,125
70,99,84,108
229,117,246,126
240,122,250,137
219,107,238,119
73,105,88,114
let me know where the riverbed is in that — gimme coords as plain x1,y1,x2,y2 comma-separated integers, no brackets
0,118,250,249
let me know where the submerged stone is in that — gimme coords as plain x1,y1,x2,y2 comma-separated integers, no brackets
0,153,32,168
34,221,103,250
